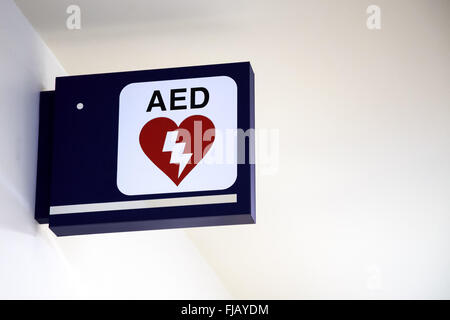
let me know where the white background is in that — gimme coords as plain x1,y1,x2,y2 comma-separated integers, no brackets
117,76,237,195
8,0,450,299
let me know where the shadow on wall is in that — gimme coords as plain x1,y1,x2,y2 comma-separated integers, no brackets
14,0,251,33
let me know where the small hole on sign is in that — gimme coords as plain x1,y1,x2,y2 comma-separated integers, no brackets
76,103,84,110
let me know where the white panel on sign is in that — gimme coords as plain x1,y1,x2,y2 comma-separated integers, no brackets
117,76,238,195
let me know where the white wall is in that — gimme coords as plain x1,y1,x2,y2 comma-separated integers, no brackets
10,0,450,299
0,0,230,299
184,0,450,299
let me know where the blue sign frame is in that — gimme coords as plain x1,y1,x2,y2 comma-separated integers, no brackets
35,62,255,236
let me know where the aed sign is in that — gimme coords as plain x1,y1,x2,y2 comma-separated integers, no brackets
117,76,238,195
35,62,255,236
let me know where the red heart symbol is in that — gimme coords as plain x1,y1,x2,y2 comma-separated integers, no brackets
139,115,215,186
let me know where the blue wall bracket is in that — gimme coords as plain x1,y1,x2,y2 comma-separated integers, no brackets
35,91,55,224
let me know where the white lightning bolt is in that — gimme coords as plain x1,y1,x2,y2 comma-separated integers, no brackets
162,130,192,177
